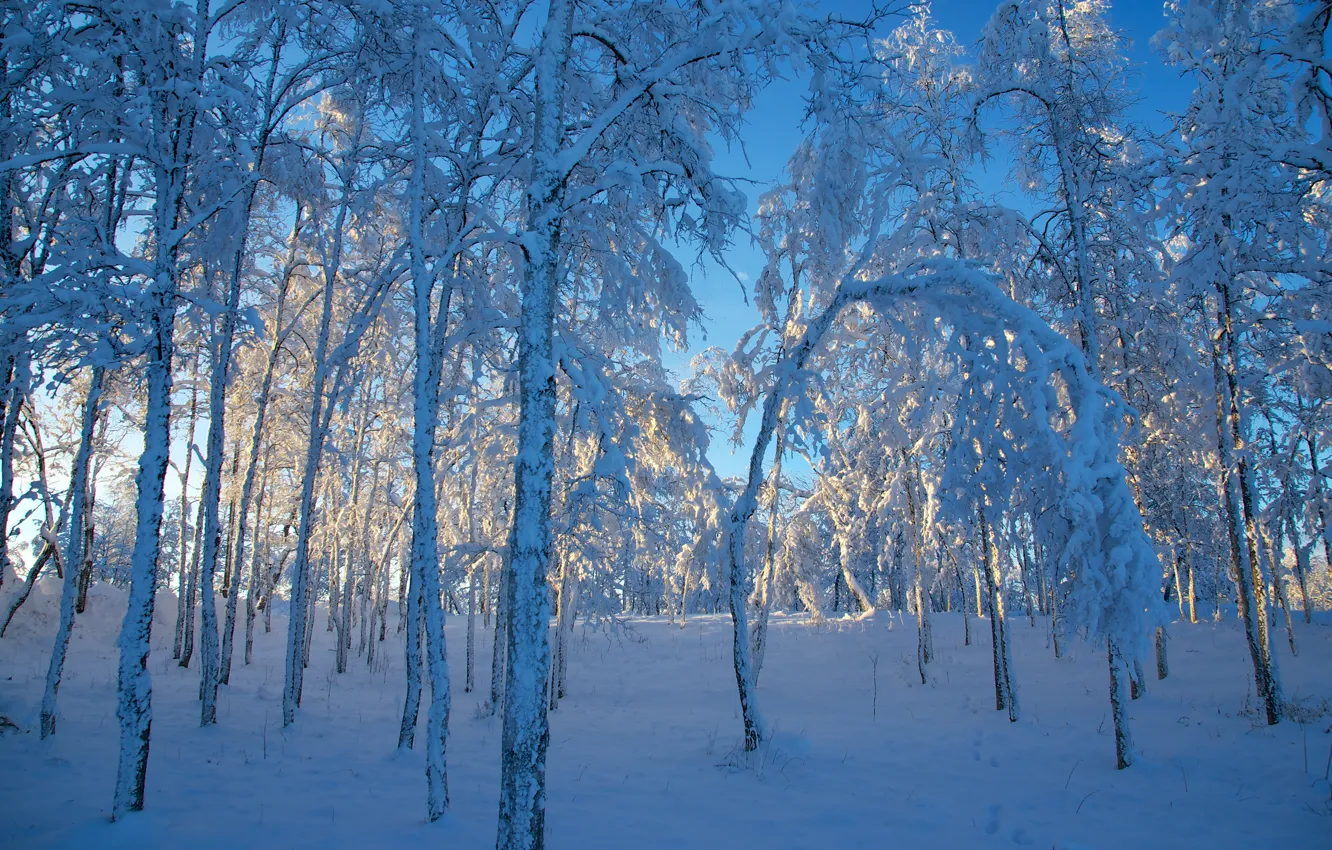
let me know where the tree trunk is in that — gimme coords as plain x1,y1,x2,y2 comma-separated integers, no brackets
196,329,232,725
1108,641,1133,769
337,546,353,674
1285,506,1312,624
243,461,269,667
496,4,573,844
466,564,476,693
40,367,104,736
906,460,930,684
1304,432,1329,624
0,545,53,637
489,549,507,714
173,365,201,661
1210,292,1280,725
179,496,204,669
113,141,187,813
956,560,972,647
75,467,98,615
399,561,423,750
750,428,784,687
980,512,1017,721
1265,524,1297,656
281,205,345,726
0,355,24,585
553,551,578,705
1155,627,1169,680
405,31,453,818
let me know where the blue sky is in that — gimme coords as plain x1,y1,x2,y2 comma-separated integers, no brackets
677,0,1194,479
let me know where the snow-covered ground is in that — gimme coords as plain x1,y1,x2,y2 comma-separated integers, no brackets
1,578,1329,849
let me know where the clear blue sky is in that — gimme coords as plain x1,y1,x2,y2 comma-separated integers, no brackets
677,0,1192,479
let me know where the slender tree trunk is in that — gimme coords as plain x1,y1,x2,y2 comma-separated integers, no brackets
0,355,24,585
173,365,201,661
75,429,102,615
281,207,345,726
40,368,104,737
301,553,317,671
1305,432,1330,622
0,544,53,637
358,557,370,657
482,551,491,631
489,549,507,714
197,319,235,725
973,560,984,619
1285,506,1312,624
405,29,453,818
1183,537,1197,624
956,560,972,647
1210,293,1280,725
906,459,931,686
243,457,269,667
180,497,204,669
553,551,578,705
1172,551,1185,618
836,534,876,615
1109,640,1133,769
750,428,784,687
399,560,423,750
980,512,1017,721
218,459,242,683
1035,538,1049,617
337,546,352,673
466,563,476,693
1264,524,1297,657
1155,627,1169,680
548,552,567,710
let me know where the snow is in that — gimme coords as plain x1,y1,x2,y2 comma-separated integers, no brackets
1,577,1329,848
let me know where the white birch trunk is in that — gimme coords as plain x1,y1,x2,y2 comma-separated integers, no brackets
980,512,1018,721
0,354,21,584
405,22,452,817
243,452,270,667
40,367,104,737
398,561,423,750
1210,298,1281,725
198,263,245,724
466,564,476,693
750,429,784,688
280,193,347,727
497,3,572,844
173,365,200,661
179,497,204,669
1109,640,1133,769
113,181,183,818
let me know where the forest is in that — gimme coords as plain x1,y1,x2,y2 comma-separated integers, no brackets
0,0,1330,847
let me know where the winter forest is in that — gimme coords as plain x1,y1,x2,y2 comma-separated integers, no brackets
1,0,1331,846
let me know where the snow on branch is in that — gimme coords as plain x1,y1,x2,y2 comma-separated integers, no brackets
730,257,1166,658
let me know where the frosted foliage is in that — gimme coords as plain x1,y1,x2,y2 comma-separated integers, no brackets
836,263,1167,657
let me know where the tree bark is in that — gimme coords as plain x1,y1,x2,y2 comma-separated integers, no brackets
40,368,104,737
173,363,201,661
496,3,573,844
113,150,185,816
1210,290,1281,725
1109,641,1133,769
0,355,24,586
980,512,1017,721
